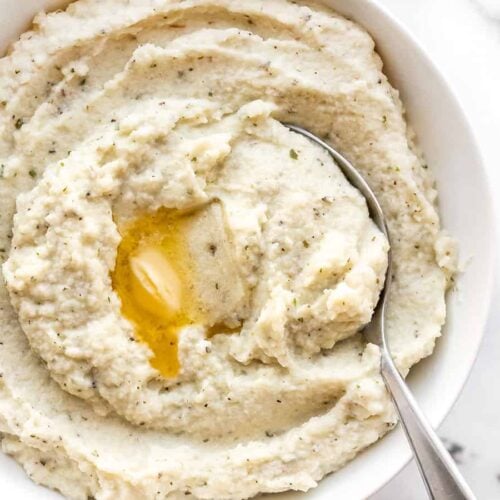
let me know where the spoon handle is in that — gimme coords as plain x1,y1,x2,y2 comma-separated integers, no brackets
380,352,476,500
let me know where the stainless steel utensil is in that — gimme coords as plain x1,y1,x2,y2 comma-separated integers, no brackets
285,123,475,500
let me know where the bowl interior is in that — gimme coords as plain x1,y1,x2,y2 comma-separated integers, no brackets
0,1,495,499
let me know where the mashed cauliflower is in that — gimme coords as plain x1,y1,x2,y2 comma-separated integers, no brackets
0,1,454,498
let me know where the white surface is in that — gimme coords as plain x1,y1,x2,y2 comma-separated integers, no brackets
0,1,497,499
372,0,500,499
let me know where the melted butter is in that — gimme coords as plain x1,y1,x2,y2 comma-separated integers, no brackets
112,208,202,378
129,247,182,320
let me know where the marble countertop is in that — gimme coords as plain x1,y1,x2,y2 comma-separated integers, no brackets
371,1,500,498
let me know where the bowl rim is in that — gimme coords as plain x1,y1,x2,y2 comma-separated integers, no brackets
319,0,497,496
360,0,497,421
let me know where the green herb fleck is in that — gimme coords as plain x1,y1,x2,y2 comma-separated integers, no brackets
28,169,37,178
289,149,298,160
14,118,23,129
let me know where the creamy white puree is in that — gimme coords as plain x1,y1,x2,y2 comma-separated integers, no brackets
0,1,455,498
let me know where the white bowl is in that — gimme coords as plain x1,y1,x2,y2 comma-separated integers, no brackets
0,1,495,499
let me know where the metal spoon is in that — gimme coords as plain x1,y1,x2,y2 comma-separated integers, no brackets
285,124,475,500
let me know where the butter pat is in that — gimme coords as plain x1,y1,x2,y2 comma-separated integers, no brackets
112,201,247,377
129,246,182,320
183,202,248,327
